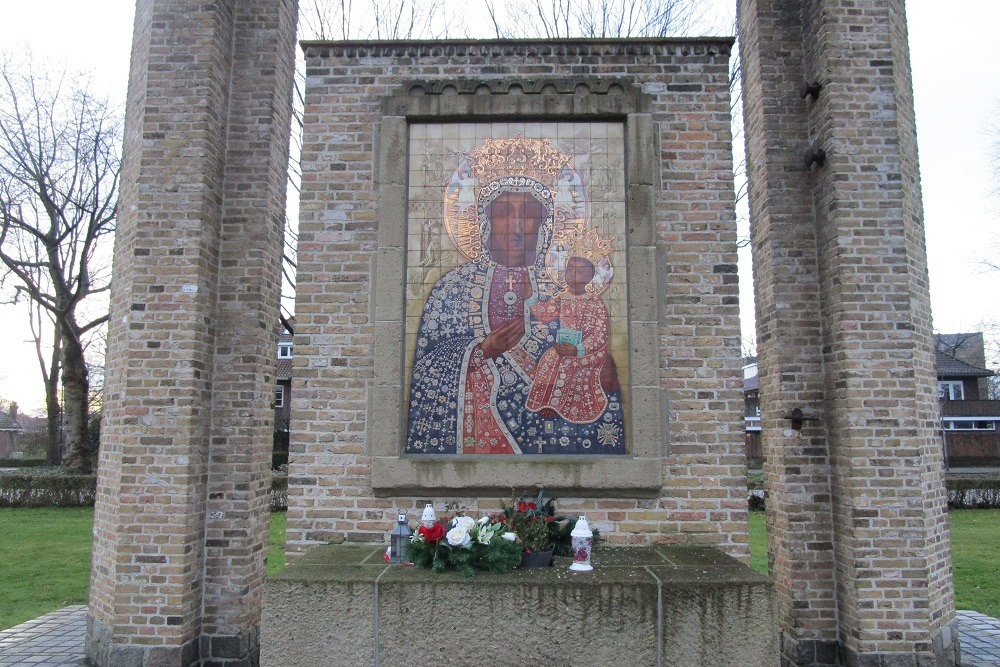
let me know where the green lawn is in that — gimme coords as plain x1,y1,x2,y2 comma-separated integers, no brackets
948,510,1000,618
748,510,767,573
0,508,995,631
268,511,287,575
748,509,1000,618
0,508,93,631
0,508,288,631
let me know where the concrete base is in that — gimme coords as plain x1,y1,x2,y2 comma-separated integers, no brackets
86,614,200,666
85,614,259,667
261,545,778,667
779,624,962,667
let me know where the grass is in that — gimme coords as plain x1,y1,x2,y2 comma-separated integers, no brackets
0,508,93,631
748,509,1000,618
948,510,1000,617
0,508,289,631
268,511,287,575
748,510,767,574
0,508,995,631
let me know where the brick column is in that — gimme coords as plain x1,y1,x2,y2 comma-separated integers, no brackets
737,0,839,663
87,0,297,664
739,1,958,666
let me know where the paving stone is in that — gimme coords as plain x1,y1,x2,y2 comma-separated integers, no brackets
955,611,1000,667
2,605,998,666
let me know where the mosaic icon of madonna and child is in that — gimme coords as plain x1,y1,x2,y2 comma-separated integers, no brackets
405,133,627,455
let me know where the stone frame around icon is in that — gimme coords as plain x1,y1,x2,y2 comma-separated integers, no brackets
367,79,666,497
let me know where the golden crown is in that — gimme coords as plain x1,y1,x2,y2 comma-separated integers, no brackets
466,135,571,187
556,227,613,266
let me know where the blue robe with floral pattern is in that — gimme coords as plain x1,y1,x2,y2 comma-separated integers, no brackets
405,261,625,455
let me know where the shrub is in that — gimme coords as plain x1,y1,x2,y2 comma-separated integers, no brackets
0,459,46,468
0,474,96,507
948,477,1000,509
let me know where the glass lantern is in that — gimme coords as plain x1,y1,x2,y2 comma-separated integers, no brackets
389,513,412,563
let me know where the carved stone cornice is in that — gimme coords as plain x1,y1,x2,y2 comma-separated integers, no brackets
302,38,734,61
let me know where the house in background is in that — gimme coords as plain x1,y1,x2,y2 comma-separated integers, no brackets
275,325,292,432
0,403,25,458
743,360,761,468
742,333,1000,469
935,333,999,467
936,332,991,400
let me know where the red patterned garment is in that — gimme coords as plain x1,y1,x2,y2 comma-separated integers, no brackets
526,292,610,423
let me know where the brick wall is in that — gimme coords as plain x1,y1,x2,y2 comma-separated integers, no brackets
288,40,748,560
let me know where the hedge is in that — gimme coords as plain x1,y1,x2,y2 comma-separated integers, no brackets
0,474,96,507
3,468,993,511
0,458,47,468
270,472,287,511
746,474,1000,511
1,471,290,511
948,476,1000,509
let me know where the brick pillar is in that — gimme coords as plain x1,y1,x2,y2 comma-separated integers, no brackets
87,0,297,664
739,1,958,666
737,0,840,663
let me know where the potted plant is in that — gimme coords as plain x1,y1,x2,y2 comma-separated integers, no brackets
503,492,556,568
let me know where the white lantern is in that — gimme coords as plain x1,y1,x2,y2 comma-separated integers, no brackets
569,515,594,572
420,503,437,528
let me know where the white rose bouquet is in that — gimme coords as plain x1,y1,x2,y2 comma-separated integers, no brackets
404,511,522,576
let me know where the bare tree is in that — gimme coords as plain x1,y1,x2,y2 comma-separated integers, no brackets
484,0,707,39
985,104,1000,272
300,0,459,41
0,55,119,473
17,285,62,464
970,321,1000,400
282,0,466,334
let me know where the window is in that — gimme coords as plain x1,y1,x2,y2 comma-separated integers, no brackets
278,344,293,358
942,419,995,431
274,386,284,408
938,381,964,401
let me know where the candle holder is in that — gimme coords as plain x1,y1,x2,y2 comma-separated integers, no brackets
569,515,593,572
389,512,412,564
420,503,437,528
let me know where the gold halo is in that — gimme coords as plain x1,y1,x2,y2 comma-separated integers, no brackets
443,136,588,261
544,227,615,296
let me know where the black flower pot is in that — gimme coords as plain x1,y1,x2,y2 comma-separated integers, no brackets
520,547,554,569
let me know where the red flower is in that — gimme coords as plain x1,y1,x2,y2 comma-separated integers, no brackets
517,502,537,513
544,516,553,523
419,523,446,543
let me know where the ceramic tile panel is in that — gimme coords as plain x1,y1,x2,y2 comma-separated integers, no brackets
404,124,629,455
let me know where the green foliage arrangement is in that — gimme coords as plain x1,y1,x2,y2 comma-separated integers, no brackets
404,515,523,577
501,493,554,552
502,491,600,557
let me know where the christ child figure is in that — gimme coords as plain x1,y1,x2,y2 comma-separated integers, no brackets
526,255,617,423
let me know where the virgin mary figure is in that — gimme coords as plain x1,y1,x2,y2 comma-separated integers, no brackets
405,137,626,455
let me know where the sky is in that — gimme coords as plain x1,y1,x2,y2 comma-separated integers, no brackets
0,0,998,413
